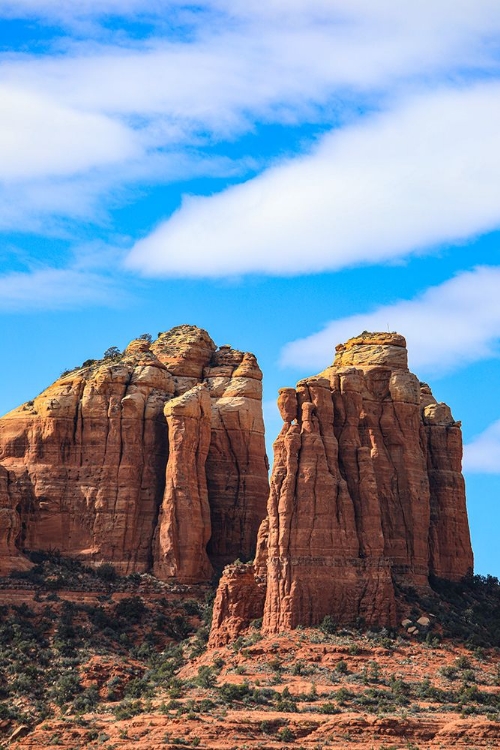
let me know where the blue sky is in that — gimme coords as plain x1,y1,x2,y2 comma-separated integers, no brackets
1,1,500,576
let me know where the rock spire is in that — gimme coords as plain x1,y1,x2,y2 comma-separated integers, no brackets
209,332,473,645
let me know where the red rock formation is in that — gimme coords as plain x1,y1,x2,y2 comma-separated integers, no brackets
0,340,172,576
209,517,269,647
0,326,269,580
153,385,213,582
209,332,473,643
204,347,269,566
152,328,269,567
209,562,267,645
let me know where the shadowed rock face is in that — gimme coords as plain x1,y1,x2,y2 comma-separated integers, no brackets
209,332,473,645
0,326,269,581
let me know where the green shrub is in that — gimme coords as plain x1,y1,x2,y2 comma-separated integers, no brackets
319,615,337,635
195,665,217,688
113,699,144,720
95,563,117,582
72,686,100,713
260,718,286,734
439,665,458,680
114,596,146,624
52,673,82,707
335,659,348,674
456,655,472,670
103,347,121,360
218,681,251,702
182,599,201,616
277,726,295,742
318,702,340,714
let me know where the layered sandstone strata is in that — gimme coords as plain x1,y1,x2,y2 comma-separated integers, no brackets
0,326,268,580
209,332,473,644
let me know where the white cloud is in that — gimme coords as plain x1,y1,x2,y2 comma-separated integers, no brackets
0,148,249,234
2,2,500,232
280,266,500,377
464,421,500,474
5,3,500,127
0,0,153,20
0,85,139,182
0,267,125,311
126,83,500,277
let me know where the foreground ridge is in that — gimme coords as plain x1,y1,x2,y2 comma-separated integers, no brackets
210,332,473,644
0,325,269,580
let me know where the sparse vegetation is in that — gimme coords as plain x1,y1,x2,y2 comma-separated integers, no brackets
103,346,121,360
3,558,500,746
399,573,500,647
0,551,208,737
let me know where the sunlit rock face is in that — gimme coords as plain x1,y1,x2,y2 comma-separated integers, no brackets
209,332,473,645
0,325,269,581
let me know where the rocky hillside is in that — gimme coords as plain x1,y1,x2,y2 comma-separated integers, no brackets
210,332,473,644
0,326,269,581
0,328,493,750
3,562,500,749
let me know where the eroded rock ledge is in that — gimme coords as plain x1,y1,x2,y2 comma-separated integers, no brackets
209,332,473,645
0,325,269,581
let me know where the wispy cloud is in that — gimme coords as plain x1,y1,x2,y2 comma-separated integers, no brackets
280,266,500,377
0,0,500,241
464,420,500,474
0,149,249,234
0,0,154,22
0,85,139,182
126,83,500,277
5,3,500,127
1,2,500,233
0,267,126,311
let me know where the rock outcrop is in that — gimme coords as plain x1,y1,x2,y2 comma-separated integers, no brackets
209,332,473,644
153,385,213,582
0,326,269,581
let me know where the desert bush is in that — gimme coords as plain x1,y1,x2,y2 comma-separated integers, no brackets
113,699,144,720
318,701,340,714
103,347,121,360
277,726,295,742
319,615,337,635
52,673,82,707
335,659,348,674
114,596,146,624
439,665,458,680
195,665,217,688
72,686,100,713
95,563,117,582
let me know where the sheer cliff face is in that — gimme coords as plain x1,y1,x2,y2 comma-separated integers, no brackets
0,326,268,581
209,333,473,644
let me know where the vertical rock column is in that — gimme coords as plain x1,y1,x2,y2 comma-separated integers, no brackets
205,348,269,567
152,326,269,569
421,392,473,580
262,379,396,634
0,324,269,579
153,384,213,582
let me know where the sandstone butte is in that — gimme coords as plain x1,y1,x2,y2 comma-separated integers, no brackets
209,331,473,646
0,325,269,582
